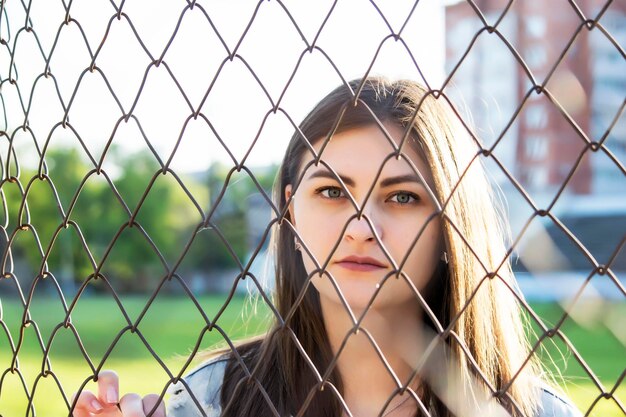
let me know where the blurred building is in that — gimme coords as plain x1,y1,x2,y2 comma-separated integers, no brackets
445,0,626,196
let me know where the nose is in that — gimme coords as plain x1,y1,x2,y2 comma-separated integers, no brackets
344,212,382,243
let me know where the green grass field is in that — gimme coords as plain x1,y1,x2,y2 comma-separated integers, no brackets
1,295,624,416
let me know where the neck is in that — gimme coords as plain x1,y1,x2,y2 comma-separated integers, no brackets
320,297,423,416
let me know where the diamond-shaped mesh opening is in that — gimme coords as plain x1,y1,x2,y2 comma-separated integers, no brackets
1,1,624,417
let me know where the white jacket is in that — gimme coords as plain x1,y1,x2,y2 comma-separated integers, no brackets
167,357,583,417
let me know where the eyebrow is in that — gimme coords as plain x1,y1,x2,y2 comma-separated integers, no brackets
380,174,423,187
306,170,422,188
307,170,355,186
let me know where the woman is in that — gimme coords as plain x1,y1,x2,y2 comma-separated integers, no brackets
72,78,581,417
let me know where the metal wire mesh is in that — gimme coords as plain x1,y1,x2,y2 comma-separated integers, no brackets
0,0,624,416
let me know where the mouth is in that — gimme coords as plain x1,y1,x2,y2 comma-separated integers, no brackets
335,256,387,272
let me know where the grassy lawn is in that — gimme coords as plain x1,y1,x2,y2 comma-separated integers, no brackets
527,302,625,417
1,295,624,416
1,294,272,417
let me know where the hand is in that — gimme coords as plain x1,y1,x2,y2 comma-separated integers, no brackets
72,370,166,417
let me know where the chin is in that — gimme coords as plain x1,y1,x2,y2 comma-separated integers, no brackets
321,281,405,313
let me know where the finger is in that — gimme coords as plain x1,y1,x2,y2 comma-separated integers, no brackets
72,390,105,416
119,393,146,417
142,394,166,417
97,370,120,406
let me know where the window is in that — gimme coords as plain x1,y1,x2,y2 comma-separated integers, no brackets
525,135,548,160
525,104,547,129
525,166,548,188
525,44,547,68
525,16,546,38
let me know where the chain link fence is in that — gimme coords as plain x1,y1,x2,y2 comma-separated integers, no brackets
1,0,624,416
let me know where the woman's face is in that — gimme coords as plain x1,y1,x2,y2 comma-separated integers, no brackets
285,123,443,312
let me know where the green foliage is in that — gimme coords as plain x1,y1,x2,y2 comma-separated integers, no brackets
1,146,278,293
184,162,277,271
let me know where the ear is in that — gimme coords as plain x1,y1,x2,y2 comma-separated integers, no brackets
284,184,296,227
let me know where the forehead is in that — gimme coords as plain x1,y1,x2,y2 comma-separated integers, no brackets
300,123,433,184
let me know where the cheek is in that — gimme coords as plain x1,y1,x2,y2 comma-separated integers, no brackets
417,219,443,259
295,207,332,273
293,205,344,266
391,212,441,248
398,219,443,281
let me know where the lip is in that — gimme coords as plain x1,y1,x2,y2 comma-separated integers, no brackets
335,256,387,272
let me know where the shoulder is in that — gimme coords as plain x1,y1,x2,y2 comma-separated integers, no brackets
166,356,228,417
535,385,583,417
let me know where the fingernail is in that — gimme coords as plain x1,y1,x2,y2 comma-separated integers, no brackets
106,386,118,404
91,399,103,411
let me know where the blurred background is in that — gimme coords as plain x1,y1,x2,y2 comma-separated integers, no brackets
0,0,624,416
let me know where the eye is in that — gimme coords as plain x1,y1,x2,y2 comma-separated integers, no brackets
388,191,419,205
316,186,345,199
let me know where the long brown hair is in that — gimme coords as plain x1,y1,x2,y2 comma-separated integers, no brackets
219,78,541,417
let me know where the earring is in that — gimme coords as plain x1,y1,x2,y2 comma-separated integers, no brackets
294,238,302,252
441,251,449,264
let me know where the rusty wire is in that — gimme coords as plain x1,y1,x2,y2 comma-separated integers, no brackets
0,0,625,416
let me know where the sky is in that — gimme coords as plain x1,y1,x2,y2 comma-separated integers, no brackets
2,0,446,173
